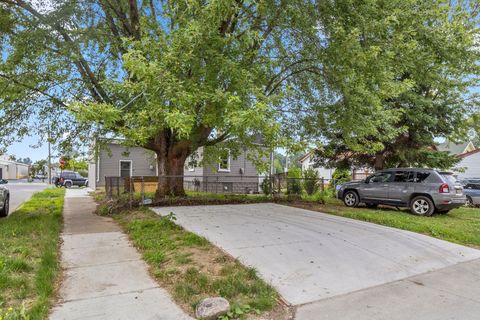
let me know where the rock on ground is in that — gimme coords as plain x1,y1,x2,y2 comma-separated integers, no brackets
195,297,230,320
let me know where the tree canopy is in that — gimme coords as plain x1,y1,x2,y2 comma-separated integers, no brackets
304,0,480,170
0,0,479,195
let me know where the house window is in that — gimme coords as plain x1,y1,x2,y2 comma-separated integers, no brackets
119,160,132,177
218,152,230,172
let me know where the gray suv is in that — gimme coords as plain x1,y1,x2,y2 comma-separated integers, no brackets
336,168,466,216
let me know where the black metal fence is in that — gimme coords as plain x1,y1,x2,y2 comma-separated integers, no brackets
105,175,337,201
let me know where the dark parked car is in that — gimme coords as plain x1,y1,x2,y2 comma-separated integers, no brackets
0,179,9,217
336,168,466,216
460,178,480,207
54,171,88,188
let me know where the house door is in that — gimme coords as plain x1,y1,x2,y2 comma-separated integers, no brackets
120,161,132,177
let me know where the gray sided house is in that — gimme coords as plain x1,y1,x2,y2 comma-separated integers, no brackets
88,141,266,193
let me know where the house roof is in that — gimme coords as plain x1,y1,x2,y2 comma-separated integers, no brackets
298,152,312,163
458,148,480,159
436,141,475,155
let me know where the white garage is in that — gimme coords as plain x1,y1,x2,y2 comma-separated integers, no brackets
0,155,30,180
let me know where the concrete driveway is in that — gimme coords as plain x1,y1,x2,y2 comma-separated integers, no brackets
153,203,480,319
4,181,49,213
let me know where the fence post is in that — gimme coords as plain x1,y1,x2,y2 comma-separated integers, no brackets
117,177,120,197
216,176,219,193
321,177,325,192
129,177,133,208
141,176,145,205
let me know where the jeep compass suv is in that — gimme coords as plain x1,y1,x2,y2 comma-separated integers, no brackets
336,168,466,216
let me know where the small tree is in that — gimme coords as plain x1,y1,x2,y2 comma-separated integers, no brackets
260,178,272,196
332,169,352,184
303,168,319,196
287,168,303,196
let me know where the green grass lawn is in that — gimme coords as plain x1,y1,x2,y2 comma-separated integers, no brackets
294,199,480,248
0,188,65,320
112,208,284,319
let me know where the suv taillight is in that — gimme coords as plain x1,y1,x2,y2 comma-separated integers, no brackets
439,183,450,193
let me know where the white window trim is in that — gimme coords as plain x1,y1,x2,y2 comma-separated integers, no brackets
119,160,133,177
218,153,231,172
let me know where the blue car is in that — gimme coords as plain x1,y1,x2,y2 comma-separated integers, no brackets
460,179,480,206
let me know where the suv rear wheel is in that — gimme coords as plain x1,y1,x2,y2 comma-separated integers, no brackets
343,191,360,207
410,196,435,216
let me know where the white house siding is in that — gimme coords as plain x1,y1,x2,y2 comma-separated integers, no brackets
455,151,480,179
0,157,29,179
299,153,333,180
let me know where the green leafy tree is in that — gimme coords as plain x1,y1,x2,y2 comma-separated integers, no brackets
0,0,319,197
287,167,302,195
296,0,480,171
302,168,319,196
332,168,352,184
31,159,47,177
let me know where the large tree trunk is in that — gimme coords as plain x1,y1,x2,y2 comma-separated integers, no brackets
155,147,189,199
146,127,213,199
374,152,384,171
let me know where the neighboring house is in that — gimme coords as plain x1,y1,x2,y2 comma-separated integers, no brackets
436,140,476,155
88,140,266,193
454,148,480,179
299,152,372,181
299,152,334,180
434,140,479,179
0,155,30,179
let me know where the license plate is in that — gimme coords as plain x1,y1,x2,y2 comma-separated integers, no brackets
456,189,462,194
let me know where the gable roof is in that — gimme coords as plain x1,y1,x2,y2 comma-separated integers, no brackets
458,148,480,159
298,152,313,163
436,141,475,155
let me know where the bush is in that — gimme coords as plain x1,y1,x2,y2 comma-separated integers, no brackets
303,168,319,195
287,168,303,195
77,169,88,177
332,168,351,184
260,177,272,195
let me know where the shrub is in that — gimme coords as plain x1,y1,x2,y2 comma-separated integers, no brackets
287,168,303,195
260,177,272,195
332,168,352,184
303,168,319,195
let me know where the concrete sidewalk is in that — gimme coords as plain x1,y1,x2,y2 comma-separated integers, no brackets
50,188,192,320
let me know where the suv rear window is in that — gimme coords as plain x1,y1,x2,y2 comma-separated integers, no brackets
440,173,457,184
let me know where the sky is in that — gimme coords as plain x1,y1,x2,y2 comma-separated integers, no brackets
6,134,50,162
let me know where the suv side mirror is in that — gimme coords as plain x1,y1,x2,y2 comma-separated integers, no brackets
0,179,8,184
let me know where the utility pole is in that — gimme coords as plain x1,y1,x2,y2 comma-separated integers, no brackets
285,153,289,173
47,122,52,184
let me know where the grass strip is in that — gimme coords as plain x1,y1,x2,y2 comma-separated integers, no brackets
0,188,65,320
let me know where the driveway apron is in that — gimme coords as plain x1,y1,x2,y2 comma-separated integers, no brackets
153,203,480,319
